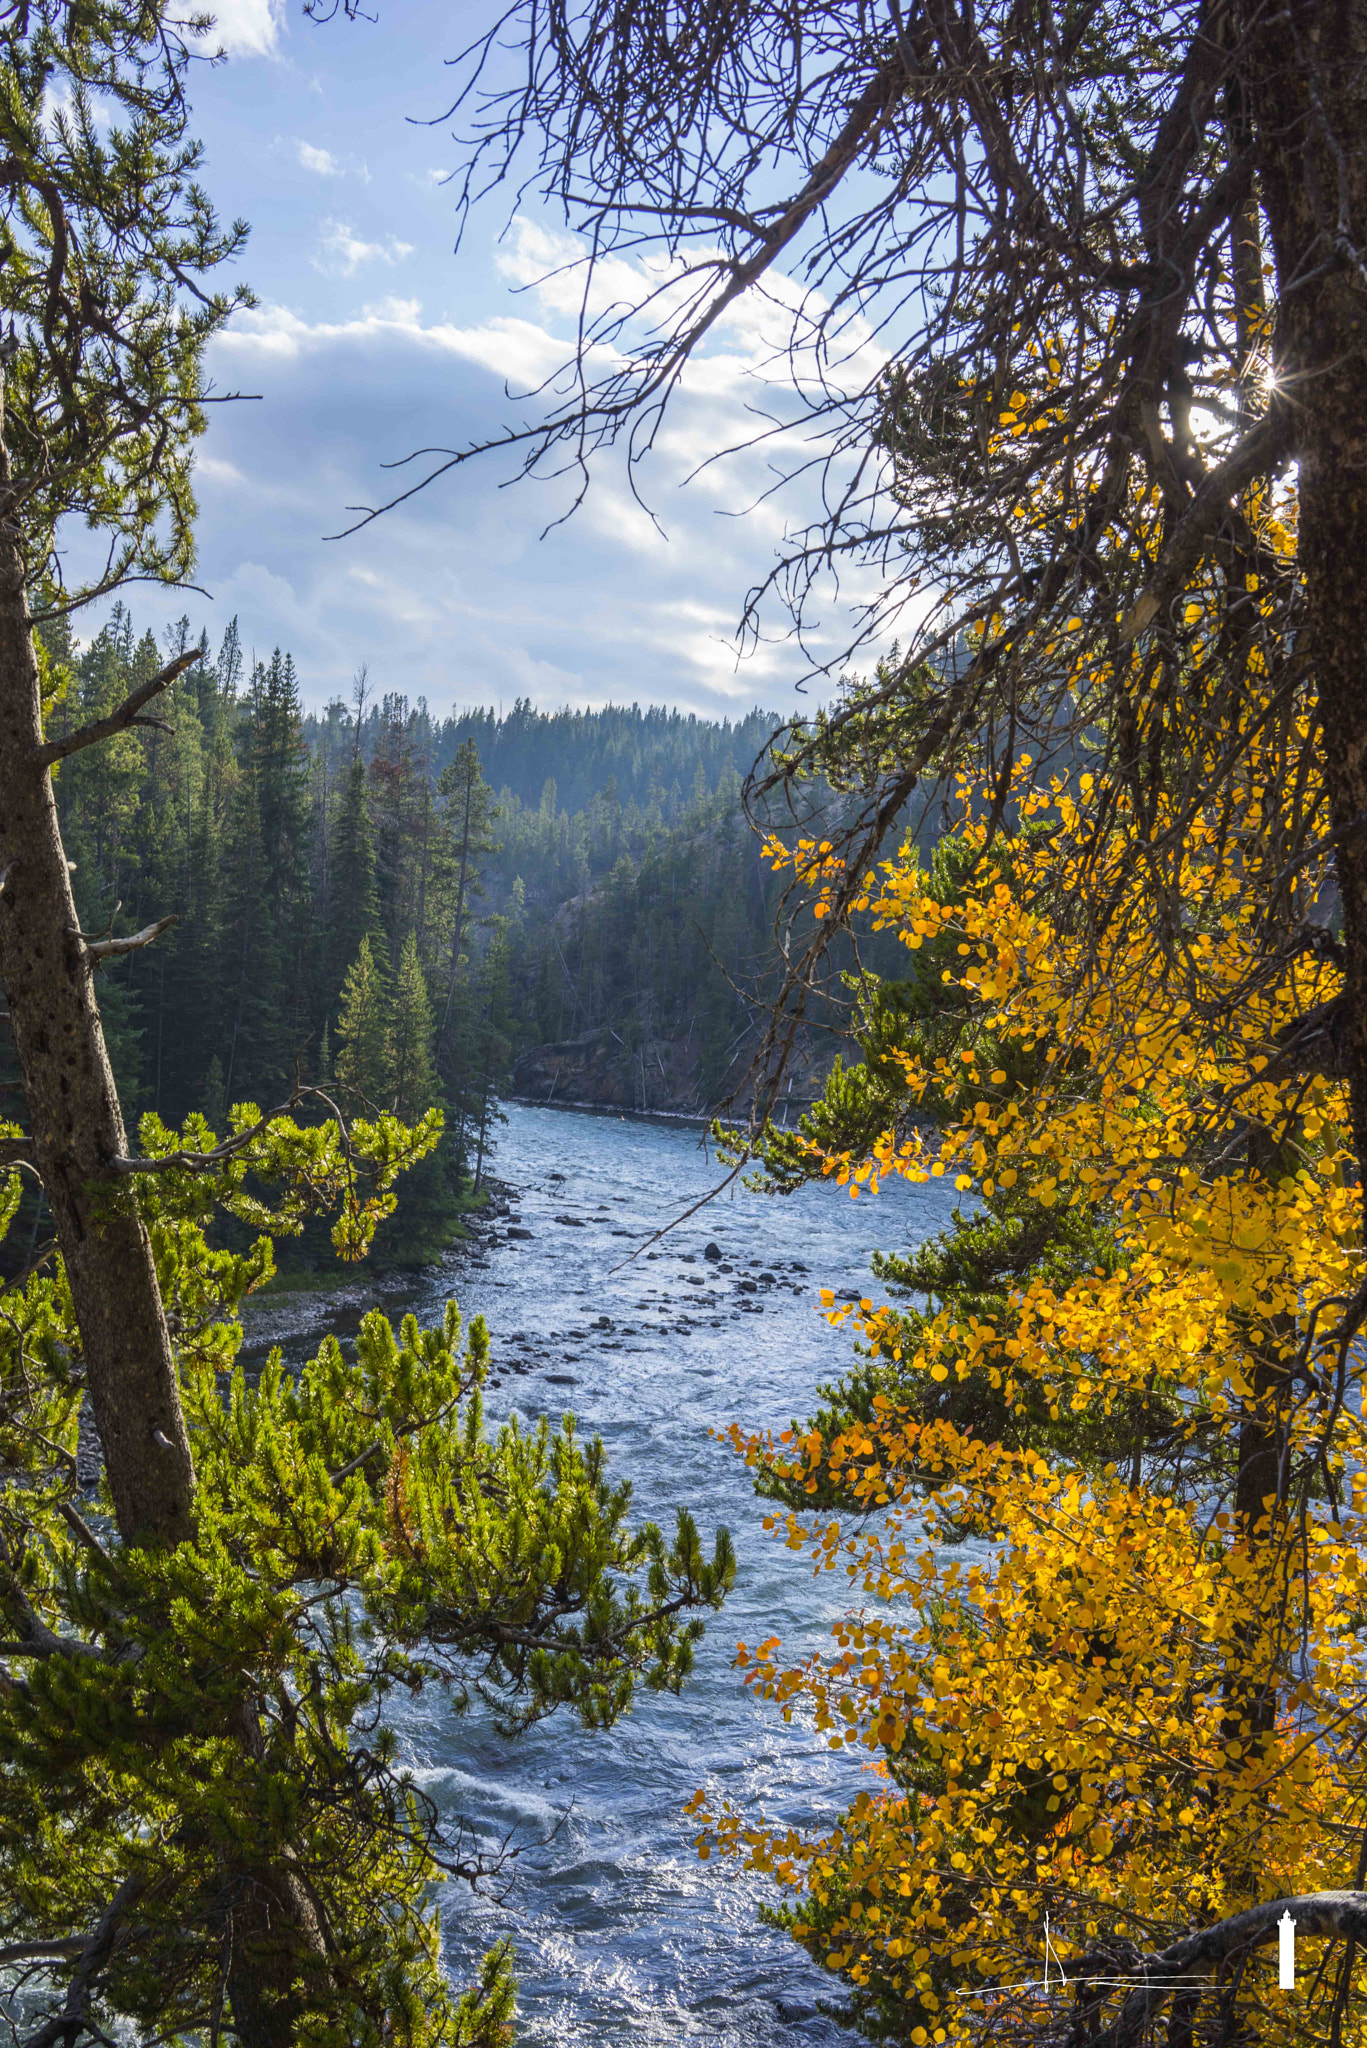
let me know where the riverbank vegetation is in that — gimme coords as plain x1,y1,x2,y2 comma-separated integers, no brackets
6,0,1367,2041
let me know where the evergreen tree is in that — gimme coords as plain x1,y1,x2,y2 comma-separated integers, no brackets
255,648,313,1065
326,757,385,1014
334,935,394,1110
218,708,285,1107
470,919,513,1187
435,740,498,1072
391,932,437,1120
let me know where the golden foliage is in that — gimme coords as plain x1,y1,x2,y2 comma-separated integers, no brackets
693,730,1365,2042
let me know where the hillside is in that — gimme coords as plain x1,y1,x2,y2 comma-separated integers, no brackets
1,610,871,1274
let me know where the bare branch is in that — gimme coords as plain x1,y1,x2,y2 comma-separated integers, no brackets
32,652,198,769
1120,406,1294,643
0,1571,107,1665
0,1941,86,1966
75,915,178,965
19,1874,146,2048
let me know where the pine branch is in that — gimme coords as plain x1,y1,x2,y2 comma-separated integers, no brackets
110,1084,349,1175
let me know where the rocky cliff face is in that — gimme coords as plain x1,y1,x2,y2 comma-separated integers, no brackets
509,1024,840,1122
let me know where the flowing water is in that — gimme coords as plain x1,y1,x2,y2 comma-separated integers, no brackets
254,1104,958,2045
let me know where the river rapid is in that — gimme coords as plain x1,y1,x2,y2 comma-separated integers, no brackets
250,1104,958,2046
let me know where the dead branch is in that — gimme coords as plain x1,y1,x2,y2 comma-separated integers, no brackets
74,915,178,965
0,1570,108,1665
1119,406,1294,644
31,651,198,769
0,1940,86,1966
18,1874,146,2048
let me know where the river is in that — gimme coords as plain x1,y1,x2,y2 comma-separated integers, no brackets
253,1103,957,2045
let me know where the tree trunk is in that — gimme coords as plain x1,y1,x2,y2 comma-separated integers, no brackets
0,398,194,1550
474,1063,490,1188
0,380,327,2047
1246,0,1367,1213
438,780,473,1066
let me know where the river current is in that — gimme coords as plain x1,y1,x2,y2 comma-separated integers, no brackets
257,1104,957,2045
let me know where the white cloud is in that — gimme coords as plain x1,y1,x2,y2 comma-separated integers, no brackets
149,225,901,716
216,301,566,392
194,454,247,487
314,219,414,277
210,559,303,626
208,0,284,60
296,141,341,177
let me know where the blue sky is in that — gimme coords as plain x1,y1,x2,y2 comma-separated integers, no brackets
100,0,890,721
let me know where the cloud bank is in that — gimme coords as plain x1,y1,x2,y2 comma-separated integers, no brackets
97,212,897,718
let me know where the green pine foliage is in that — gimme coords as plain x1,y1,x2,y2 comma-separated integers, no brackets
335,936,394,1112
392,934,438,1120
326,756,387,1015
0,1102,735,2044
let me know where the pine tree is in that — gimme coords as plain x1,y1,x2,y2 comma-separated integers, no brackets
334,935,393,1111
255,649,313,1066
390,933,436,1120
218,713,284,1108
470,919,513,1186
326,757,385,1015
435,740,497,1071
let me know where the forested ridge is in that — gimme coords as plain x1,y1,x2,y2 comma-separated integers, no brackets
3,602,805,1270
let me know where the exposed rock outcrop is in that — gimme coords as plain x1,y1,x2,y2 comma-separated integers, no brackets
510,1022,840,1123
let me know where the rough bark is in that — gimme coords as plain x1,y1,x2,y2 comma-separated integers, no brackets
0,381,194,1551
0,373,328,2048
1244,0,1367,1209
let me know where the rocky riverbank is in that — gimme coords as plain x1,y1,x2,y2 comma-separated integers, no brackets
238,1179,519,1353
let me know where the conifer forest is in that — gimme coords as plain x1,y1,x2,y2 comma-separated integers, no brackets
4,604,794,1275
6,3,1367,2047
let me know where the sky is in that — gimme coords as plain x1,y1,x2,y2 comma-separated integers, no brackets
93,0,891,723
